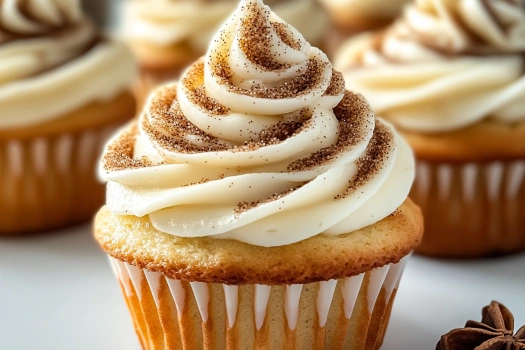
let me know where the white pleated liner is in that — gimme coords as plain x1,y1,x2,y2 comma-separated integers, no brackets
414,160,525,252
416,160,525,202
110,257,408,330
1,128,115,179
0,125,118,232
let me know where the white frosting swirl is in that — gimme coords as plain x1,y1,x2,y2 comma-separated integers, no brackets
124,0,328,52
335,0,525,132
0,0,137,129
100,0,414,247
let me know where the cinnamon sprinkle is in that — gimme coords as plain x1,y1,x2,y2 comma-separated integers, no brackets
324,70,345,97
238,2,291,71
287,91,373,172
207,1,328,100
234,183,306,215
272,22,301,51
335,121,394,200
183,60,229,116
144,86,228,154
211,55,327,99
102,123,154,172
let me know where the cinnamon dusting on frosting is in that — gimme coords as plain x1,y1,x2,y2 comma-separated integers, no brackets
99,0,412,248
324,70,345,96
335,121,394,200
211,55,327,99
238,2,292,71
234,183,306,214
287,91,373,172
144,86,228,154
144,84,310,155
183,60,230,116
272,22,301,50
208,1,328,100
102,124,154,172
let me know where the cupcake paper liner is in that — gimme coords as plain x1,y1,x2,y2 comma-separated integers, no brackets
0,124,119,234
108,255,410,350
412,160,525,258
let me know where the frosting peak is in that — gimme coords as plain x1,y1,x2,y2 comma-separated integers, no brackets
335,0,525,132
204,0,338,115
100,0,414,247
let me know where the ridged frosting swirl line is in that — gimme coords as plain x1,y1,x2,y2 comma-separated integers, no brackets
100,0,413,247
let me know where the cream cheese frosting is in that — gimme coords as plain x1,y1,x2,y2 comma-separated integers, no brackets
335,0,525,132
100,0,414,247
0,0,137,129
124,0,328,53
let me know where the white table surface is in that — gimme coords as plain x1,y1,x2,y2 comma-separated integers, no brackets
1,224,524,350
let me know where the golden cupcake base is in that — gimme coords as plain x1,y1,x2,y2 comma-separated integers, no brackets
109,256,409,350
95,198,422,349
0,92,136,235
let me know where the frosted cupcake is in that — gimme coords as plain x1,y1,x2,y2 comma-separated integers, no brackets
334,0,525,258
95,0,423,348
320,0,410,32
122,0,329,99
0,0,137,234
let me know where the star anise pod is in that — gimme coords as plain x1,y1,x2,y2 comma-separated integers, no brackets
437,301,525,350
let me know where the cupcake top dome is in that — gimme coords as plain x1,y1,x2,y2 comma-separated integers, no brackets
100,0,414,247
0,0,136,129
335,0,525,132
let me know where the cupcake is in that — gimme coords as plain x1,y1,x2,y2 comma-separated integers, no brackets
319,0,410,32
122,0,329,99
95,0,423,349
0,0,137,234
334,0,525,258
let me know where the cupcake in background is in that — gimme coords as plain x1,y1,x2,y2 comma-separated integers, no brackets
0,0,137,234
83,0,110,27
334,0,525,258
95,0,423,348
320,0,410,32
122,0,329,100
319,0,410,57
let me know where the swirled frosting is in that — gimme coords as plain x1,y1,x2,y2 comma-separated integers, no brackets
335,0,525,132
100,0,414,247
124,0,328,54
0,0,137,129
